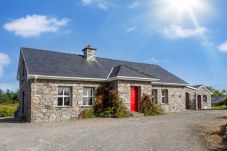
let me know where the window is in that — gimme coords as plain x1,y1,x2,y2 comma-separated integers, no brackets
161,89,168,104
83,87,94,106
203,95,207,102
57,87,71,107
152,89,158,104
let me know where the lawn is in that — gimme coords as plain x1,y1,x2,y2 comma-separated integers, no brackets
0,103,18,117
213,105,227,110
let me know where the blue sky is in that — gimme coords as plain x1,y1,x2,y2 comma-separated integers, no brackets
0,0,227,91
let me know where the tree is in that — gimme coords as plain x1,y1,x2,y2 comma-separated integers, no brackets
0,89,19,104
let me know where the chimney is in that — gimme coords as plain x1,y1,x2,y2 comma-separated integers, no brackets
82,45,97,61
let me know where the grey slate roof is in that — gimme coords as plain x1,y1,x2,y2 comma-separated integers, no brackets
21,47,188,84
211,95,227,105
192,85,203,89
108,65,153,79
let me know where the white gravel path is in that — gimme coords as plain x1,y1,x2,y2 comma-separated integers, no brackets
0,110,226,151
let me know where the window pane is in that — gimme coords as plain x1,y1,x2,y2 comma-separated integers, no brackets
83,97,88,105
58,88,64,95
58,97,63,106
203,95,207,102
162,97,164,103
88,89,93,97
88,97,93,105
165,90,168,104
83,88,88,96
162,90,165,96
64,97,70,106
64,88,70,95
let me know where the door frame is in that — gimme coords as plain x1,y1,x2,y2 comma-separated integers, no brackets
130,86,139,112
197,95,202,109
185,92,190,109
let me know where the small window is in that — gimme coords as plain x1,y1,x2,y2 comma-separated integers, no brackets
203,95,207,102
161,89,168,104
152,89,158,104
57,87,72,107
83,87,94,106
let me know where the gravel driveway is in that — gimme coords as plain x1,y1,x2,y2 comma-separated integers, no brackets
0,110,226,151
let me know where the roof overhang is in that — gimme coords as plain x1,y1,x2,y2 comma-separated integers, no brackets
28,74,160,82
28,74,106,82
152,82,188,87
186,86,198,90
107,76,160,82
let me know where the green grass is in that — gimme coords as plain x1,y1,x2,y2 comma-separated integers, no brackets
0,103,18,117
213,105,227,110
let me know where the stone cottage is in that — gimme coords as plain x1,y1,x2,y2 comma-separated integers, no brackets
17,45,212,122
185,85,212,110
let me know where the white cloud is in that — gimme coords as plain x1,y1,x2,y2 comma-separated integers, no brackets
161,25,206,39
3,15,70,38
126,26,137,32
82,0,93,5
129,1,141,9
81,0,110,10
218,41,227,52
0,53,10,78
0,83,18,91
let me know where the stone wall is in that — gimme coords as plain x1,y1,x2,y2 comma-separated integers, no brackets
116,80,152,111
30,80,102,122
152,85,186,113
185,87,212,110
197,87,212,109
185,87,197,110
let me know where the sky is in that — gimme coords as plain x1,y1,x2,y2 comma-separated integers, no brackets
0,0,227,91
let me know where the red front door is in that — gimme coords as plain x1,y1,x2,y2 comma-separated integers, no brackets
130,87,139,112
197,95,201,109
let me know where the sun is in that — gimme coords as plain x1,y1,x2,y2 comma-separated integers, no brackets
169,0,202,12
151,0,211,25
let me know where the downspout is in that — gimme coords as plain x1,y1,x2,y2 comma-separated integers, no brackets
34,75,38,83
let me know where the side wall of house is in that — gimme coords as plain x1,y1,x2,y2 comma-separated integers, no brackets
116,80,152,111
30,80,103,122
197,87,212,109
18,55,31,121
152,85,186,113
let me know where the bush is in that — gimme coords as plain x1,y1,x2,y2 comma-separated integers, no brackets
141,94,164,116
93,86,131,118
0,105,17,117
224,98,227,106
78,109,94,119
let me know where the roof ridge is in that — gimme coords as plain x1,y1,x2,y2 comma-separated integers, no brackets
21,47,158,67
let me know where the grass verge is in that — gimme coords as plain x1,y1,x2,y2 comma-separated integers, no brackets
213,105,227,110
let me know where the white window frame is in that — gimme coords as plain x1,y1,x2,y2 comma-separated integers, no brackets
82,87,94,107
57,87,72,107
161,89,168,104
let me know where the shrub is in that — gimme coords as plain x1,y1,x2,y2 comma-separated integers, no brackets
78,109,94,119
0,106,16,117
93,86,131,118
224,98,227,106
141,94,164,116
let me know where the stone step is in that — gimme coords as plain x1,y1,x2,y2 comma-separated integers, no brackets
131,112,144,117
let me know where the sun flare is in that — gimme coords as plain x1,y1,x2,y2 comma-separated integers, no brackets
169,0,202,12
